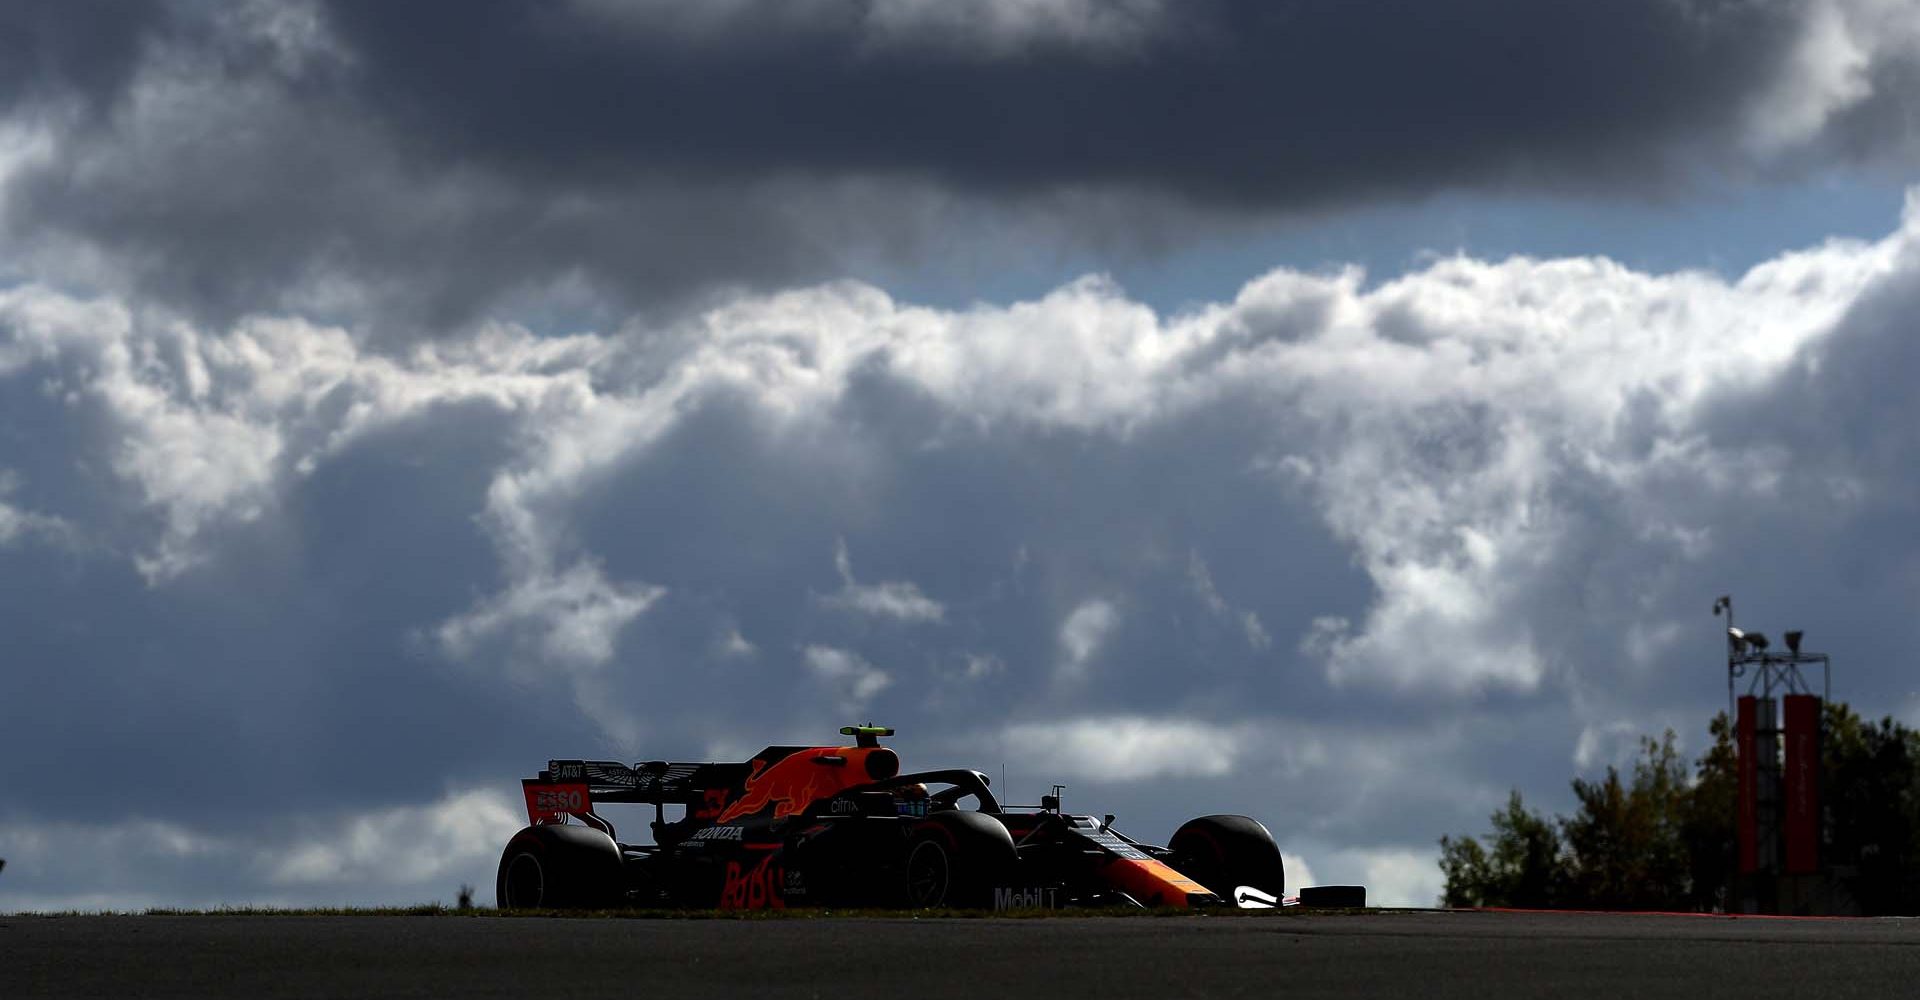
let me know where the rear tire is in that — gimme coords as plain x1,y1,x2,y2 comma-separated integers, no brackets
1169,814,1285,902
904,812,1016,909
495,824,623,909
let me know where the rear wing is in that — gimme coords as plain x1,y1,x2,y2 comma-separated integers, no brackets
533,758,751,804
522,758,756,833
523,745,904,828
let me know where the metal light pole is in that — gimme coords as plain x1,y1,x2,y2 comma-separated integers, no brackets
1714,594,1735,719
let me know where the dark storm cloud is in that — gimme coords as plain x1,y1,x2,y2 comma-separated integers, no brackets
0,1,161,116
0,395,543,829
0,0,1887,330
327,0,1796,199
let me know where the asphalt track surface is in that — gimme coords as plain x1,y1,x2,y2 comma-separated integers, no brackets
7,909,1920,999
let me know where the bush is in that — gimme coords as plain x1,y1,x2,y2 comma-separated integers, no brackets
1439,705,1920,914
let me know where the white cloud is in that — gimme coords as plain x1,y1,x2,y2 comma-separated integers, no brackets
438,560,664,670
1573,721,1647,773
804,644,893,710
1324,848,1444,909
998,716,1244,782
1241,612,1273,652
0,501,44,545
1748,0,1874,152
0,290,287,578
962,652,1004,681
885,275,1196,431
1057,598,1119,680
228,0,349,77
716,628,757,658
271,789,524,888
5,196,1913,706
434,559,664,747
570,0,1167,56
1745,0,1920,154
1251,231,1897,693
1281,852,1319,896
1624,620,1685,667
0,792,523,912
6,197,1910,700
1304,569,1546,693
861,0,1167,54
0,470,71,549
822,537,945,622
0,290,620,580
1188,550,1230,616
0,818,224,866
1188,551,1271,651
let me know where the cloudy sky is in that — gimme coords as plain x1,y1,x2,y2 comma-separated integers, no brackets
4,0,1920,910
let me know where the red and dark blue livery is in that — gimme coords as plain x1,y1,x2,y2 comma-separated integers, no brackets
497,725,1293,910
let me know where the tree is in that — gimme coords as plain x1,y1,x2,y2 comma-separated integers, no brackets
1438,790,1565,908
1436,833,1491,907
1823,702,1920,914
1679,712,1736,912
1561,732,1691,910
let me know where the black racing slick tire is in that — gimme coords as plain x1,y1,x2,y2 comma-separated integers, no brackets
495,824,623,909
1169,814,1285,903
903,811,1017,909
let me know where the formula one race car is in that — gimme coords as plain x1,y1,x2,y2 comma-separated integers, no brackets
496,725,1306,910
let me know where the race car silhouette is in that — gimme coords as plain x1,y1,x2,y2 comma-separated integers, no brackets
496,725,1301,910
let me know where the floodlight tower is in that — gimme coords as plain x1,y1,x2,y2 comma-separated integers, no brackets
1714,595,1832,913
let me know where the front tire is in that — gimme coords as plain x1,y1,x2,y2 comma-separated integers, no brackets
1169,814,1285,902
904,812,1017,908
495,824,623,909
